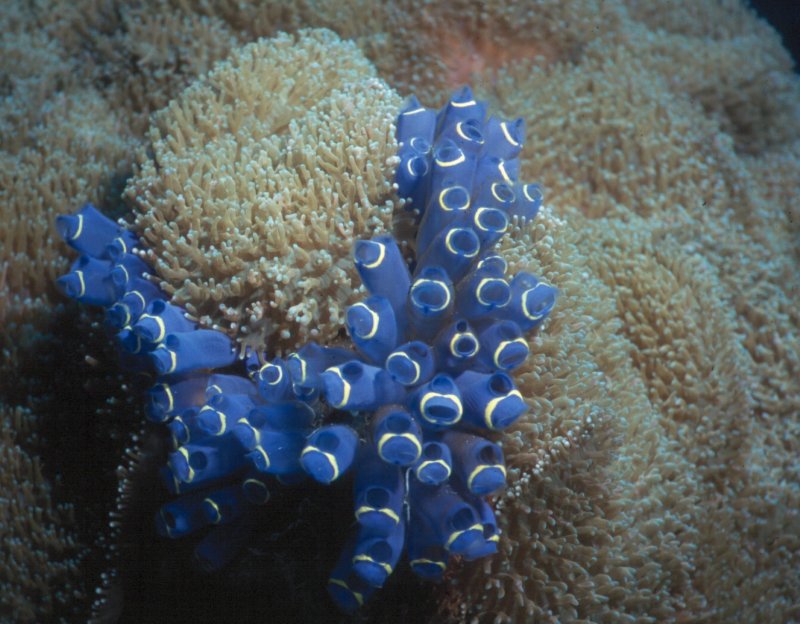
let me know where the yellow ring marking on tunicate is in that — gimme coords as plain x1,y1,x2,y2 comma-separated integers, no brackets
435,150,465,168
237,417,260,446
243,478,269,503
328,579,363,607
498,160,513,184
352,554,393,575
378,432,422,461
419,391,462,424
489,534,499,543
352,302,379,339
117,265,130,284
386,352,420,385
288,354,307,384
445,523,483,550
162,383,174,413
484,390,524,429
449,332,478,359
476,278,506,306
493,338,528,369
172,417,189,446
204,498,222,523
128,290,146,311
355,506,400,524
140,313,167,343
114,303,131,327
411,279,451,313
254,445,271,470
72,214,84,240
500,121,521,147
362,242,385,270
116,236,128,254
177,447,195,482
523,184,538,202
416,459,451,479
467,463,507,490
455,121,483,143
402,107,427,116
491,182,512,204
75,271,86,297
157,345,177,375
475,207,508,234
324,366,351,408
521,284,550,321
406,157,421,178
209,384,222,395
438,187,470,212
260,363,282,385
213,411,227,435
301,446,340,481
445,228,479,258
410,558,447,570
451,98,476,108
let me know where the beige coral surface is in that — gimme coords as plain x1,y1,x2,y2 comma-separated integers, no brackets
1,0,799,622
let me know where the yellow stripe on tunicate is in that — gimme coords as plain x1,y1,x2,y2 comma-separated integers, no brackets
406,158,421,178
140,313,167,342
75,271,86,298
490,182,512,204
493,338,528,369
355,505,401,524
467,463,507,491
213,411,227,435
324,366,351,408
476,278,507,306
352,554,393,575
451,98,477,108
243,478,270,503
449,332,478,358
419,391,462,424
402,107,427,116
521,284,550,320
484,390,523,429
177,447,195,482
301,446,340,481
500,121,521,147
204,498,222,523
523,184,539,202
438,187,470,212
328,579,363,607
386,352,420,385
238,417,260,446
435,151,466,168
352,302,379,339
209,384,222,395
128,290,147,311
410,279,451,313
260,362,283,385
445,523,483,550
115,303,131,327
410,558,447,571
497,160,513,184
377,432,422,461
362,242,386,270
72,214,84,240
489,534,500,543
288,354,307,384
162,383,174,413
416,459,451,479
254,445,271,470
455,121,483,143
474,208,508,234
118,265,130,285
115,236,128,254
445,228,479,258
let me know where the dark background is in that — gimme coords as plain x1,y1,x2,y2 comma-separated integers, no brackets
750,0,800,69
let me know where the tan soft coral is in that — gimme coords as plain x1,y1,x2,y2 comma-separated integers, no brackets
126,29,403,353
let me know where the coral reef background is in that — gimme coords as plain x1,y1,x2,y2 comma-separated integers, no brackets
1,1,798,623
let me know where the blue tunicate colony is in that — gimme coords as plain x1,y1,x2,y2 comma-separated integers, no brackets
55,87,557,611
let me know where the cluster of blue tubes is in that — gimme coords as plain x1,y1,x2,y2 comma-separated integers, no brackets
55,86,557,611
